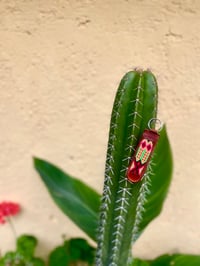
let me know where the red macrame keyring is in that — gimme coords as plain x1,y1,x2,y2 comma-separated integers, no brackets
127,118,163,183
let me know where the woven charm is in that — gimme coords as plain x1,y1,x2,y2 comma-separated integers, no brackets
127,119,162,183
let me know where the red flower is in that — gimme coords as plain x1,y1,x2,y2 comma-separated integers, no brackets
0,215,5,224
0,201,20,224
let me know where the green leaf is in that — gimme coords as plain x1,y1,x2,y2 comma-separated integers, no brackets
0,252,15,265
172,255,200,266
133,125,173,241
17,235,37,258
49,238,95,266
130,254,200,266
68,238,95,264
131,258,150,266
0,235,45,266
150,254,178,266
31,257,46,266
49,243,70,266
34,157,101,241
150,254,200,266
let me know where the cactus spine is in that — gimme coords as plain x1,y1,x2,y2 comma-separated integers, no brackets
96,70,158,266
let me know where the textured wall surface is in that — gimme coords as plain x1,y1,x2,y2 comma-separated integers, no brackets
0,0,200,260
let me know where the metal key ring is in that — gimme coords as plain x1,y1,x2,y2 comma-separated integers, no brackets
148,118,163,132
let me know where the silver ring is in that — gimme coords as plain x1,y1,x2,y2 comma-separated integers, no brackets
148,118,163,132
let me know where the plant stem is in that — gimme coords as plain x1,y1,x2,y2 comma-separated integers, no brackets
7,215,17,240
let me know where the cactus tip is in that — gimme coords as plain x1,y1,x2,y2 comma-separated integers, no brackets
133,67,143,73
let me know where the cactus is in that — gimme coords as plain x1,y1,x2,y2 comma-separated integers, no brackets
96,69,159,266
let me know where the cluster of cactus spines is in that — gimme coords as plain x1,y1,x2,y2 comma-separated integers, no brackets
96,70,158,266
132,159,154,243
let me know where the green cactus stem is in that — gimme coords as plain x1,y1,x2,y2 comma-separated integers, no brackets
96,70,158,266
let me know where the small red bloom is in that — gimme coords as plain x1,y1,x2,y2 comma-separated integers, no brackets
0,214,6,224
0,201,20,224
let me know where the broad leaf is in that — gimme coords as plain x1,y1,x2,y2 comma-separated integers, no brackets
130,254,200,266
17,235,37,258
68,238,95,264
171,255,200,266
131,258,150,266
49,242,70,266
150,254,200,266
150,254,178,266
49,238,95,266
34,157,101,241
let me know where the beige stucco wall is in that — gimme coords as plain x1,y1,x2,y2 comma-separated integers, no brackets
0,0,200,261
